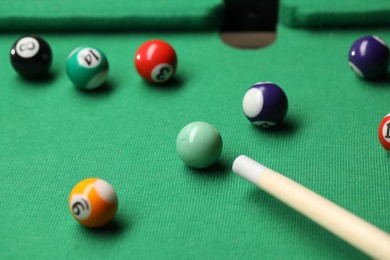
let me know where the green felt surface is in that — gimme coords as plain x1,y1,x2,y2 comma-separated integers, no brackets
280,0,390,28
0,0,223,31
1,24,390,259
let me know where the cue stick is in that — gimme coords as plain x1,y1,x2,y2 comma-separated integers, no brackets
232,155,390,259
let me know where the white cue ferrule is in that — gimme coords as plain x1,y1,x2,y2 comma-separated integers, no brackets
232,155,268,186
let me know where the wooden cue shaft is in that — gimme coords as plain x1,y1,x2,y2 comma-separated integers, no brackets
232,155,390,259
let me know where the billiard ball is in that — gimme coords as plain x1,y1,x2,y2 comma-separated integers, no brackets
176,122,223,169
242,82,288,128
134,39,177,83
10,35,52,79
349,35,390,79
378,113,390,151
69,178,118,228
66,46,109,90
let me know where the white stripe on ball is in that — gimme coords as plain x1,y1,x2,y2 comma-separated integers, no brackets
243,88,264,118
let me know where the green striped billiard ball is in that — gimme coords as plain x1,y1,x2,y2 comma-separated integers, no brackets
66,46,109,90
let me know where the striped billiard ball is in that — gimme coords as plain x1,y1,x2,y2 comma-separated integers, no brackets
242,82,288,128
349,35,390,79
69,178,118,228
66,46,109,90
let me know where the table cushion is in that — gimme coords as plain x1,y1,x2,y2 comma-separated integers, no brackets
0,0,223,31
280,0,390,28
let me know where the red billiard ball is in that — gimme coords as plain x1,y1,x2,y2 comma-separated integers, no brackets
378,113,390,151
134,39,177,83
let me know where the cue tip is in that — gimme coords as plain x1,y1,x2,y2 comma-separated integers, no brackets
233,155,267,185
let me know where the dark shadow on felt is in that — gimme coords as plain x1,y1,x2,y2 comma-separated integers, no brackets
186,160,230,178
79,217,129,238
76,80,116,96
142,75,185,91
16,70,57,86
357,71,390,88
251,118,298,136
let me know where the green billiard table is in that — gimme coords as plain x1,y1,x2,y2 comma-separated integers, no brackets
1,0,390,259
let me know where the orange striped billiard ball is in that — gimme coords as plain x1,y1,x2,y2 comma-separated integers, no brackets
134,39,177,83
69,178,118,228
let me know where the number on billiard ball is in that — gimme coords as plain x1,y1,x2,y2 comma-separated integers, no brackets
69,178,118,228
134,40,177,83
378,114,390,151
10,35,52,79
349,35,390,80
152,64,174,82
66,46,109,90
242,82,288,128
70,195,91,220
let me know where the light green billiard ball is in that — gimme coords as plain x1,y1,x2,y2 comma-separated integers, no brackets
66,46,109,90
176,122,223,169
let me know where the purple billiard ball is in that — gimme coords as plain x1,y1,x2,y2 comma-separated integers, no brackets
242,82,288,128
349,35,389,79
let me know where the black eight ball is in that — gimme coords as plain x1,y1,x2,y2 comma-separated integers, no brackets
10,35,52,79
